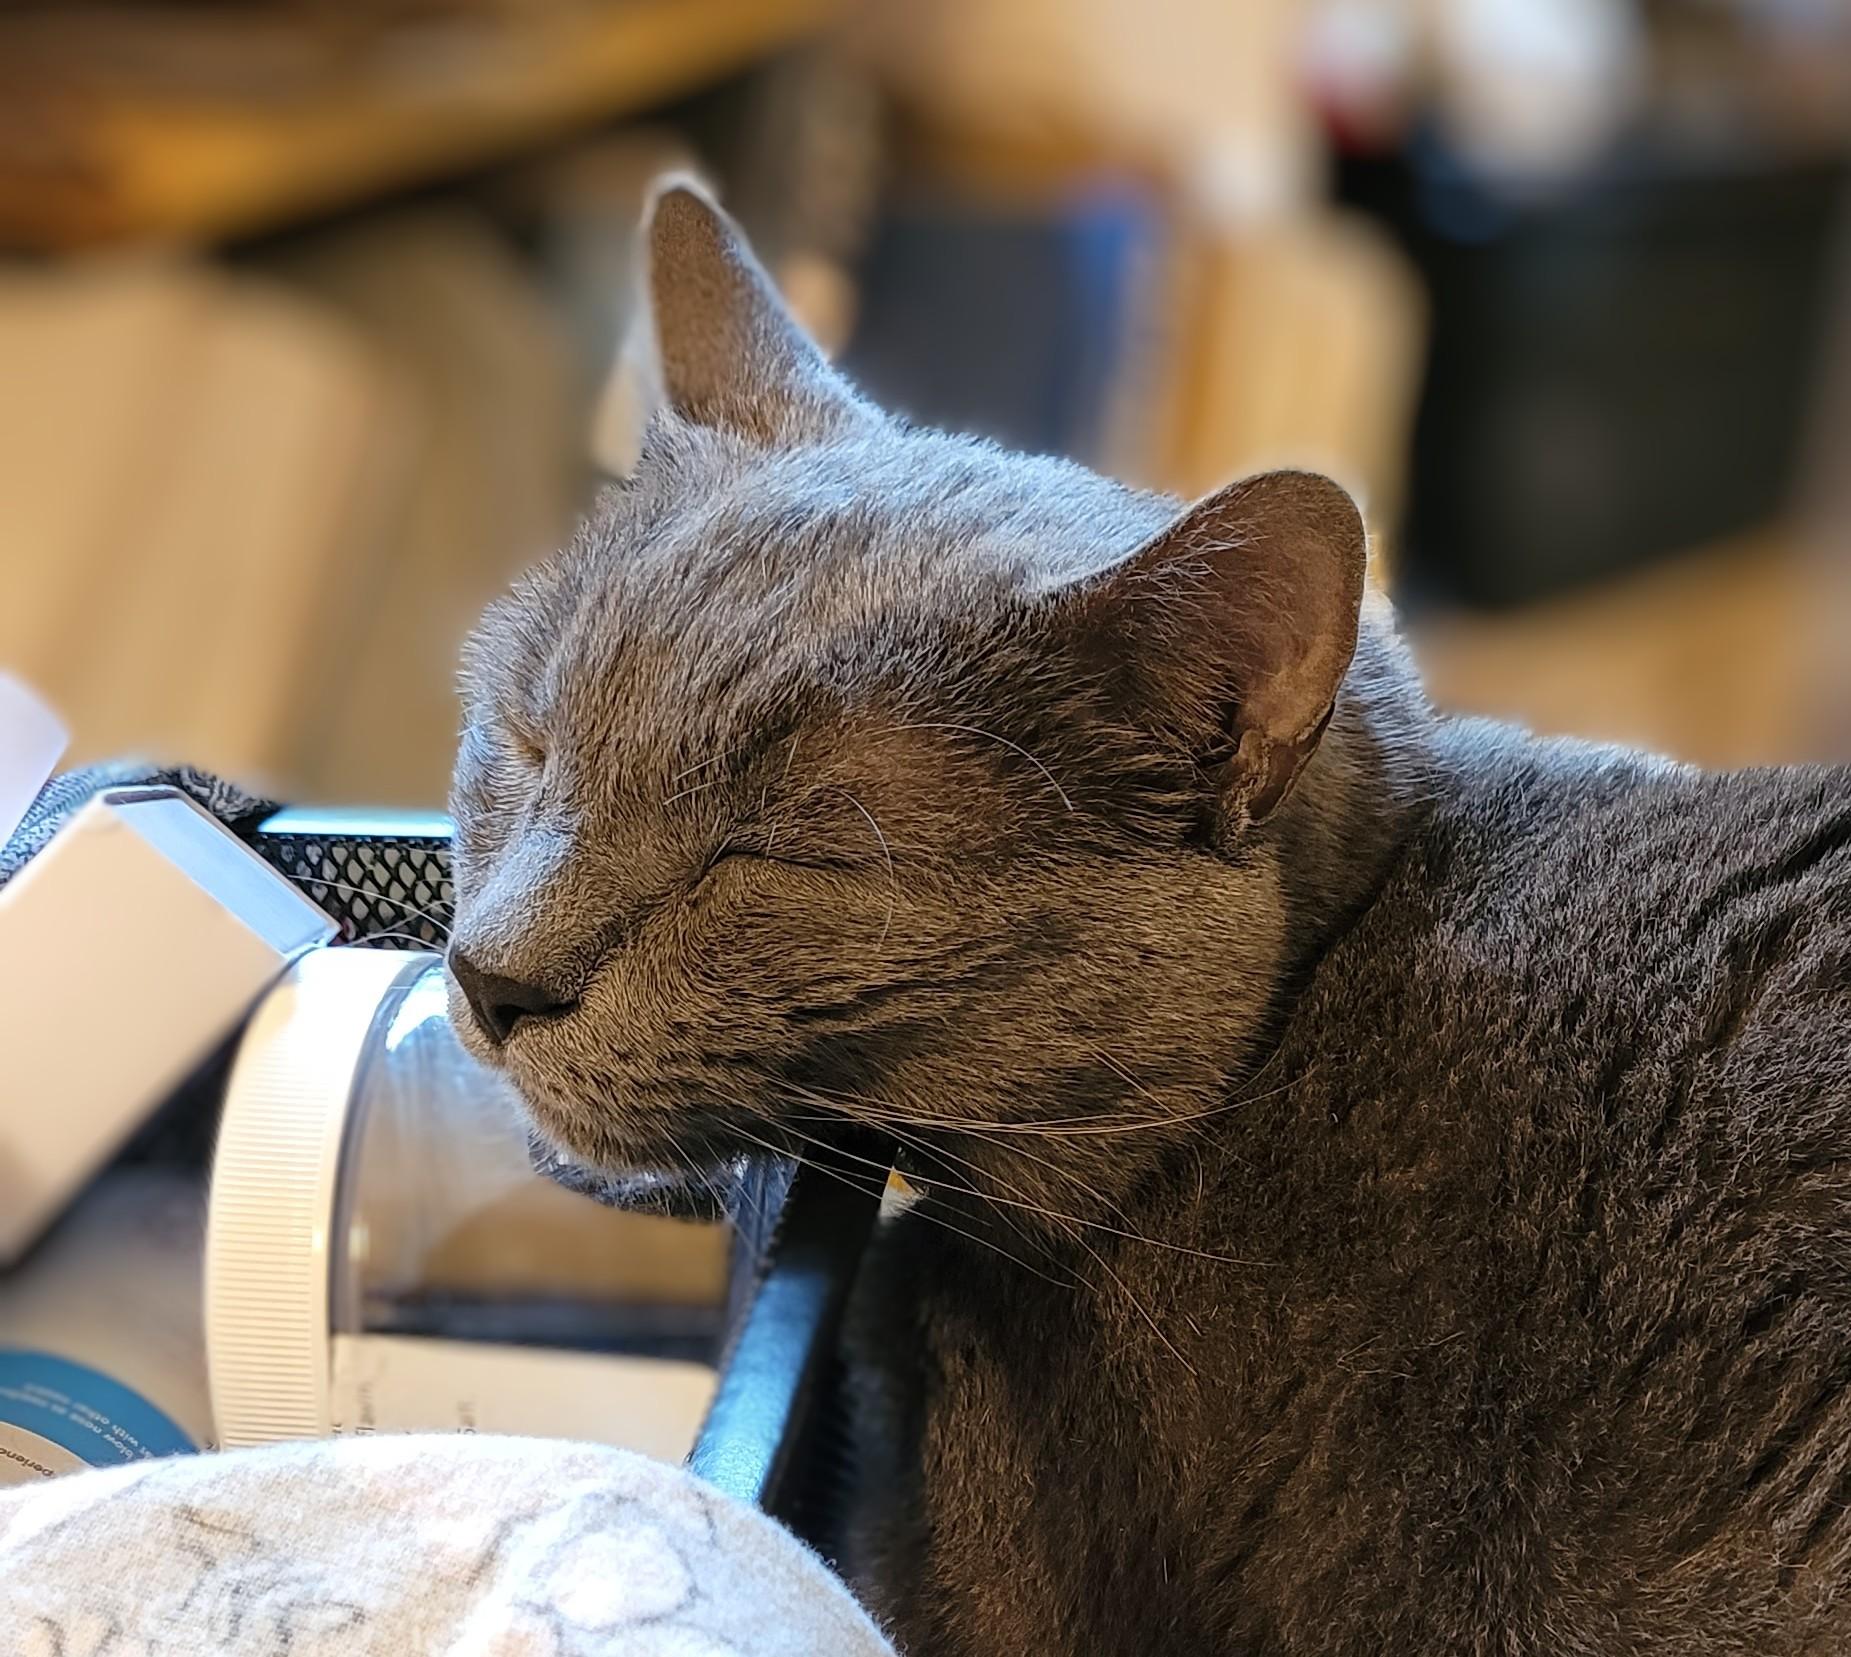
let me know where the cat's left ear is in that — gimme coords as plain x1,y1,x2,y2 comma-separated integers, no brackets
639,175,866,445
1080,470,1367,835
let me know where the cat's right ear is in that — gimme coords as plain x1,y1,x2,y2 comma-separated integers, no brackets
638,175,866,445
1078,469,1368,840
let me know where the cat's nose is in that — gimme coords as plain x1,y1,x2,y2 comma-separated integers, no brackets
447,949,578,1047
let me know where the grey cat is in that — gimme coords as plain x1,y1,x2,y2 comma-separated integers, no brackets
447,181,1851,1655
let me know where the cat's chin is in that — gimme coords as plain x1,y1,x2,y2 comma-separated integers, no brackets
507,1078,781,1188
527,1131,741,1223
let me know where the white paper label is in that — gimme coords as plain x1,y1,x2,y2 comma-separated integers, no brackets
329,1334,716,1466
0,1422,86,1486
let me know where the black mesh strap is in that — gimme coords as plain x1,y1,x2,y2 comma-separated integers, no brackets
247,808,455,950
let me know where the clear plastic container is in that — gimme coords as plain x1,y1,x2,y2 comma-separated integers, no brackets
208,948,733,1464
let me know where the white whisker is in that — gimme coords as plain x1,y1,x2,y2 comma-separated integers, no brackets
779,1105,1201,1373
662,775,724,807
771,1081,1273,1270
290,876,454,944
719,1117,1079,1289
887,721,1074,812
832,786,897,949
780,1110,1078,1282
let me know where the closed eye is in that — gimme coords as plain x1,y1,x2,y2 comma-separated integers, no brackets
693,841,773,889
695,840,854,887
702,843,756,875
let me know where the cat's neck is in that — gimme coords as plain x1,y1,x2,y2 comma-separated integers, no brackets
918,602,1444,1242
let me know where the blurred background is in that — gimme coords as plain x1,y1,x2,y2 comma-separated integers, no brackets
1,0,1848,807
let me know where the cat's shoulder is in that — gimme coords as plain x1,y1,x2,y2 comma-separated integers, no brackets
1297,730,1851,1067
1418,726,1851,914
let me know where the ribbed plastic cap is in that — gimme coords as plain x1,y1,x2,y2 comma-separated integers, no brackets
206,946,432,1448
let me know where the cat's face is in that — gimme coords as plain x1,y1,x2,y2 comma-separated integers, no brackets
447,183,1367,1177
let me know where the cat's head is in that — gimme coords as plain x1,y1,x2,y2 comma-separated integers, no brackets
447,181,1376,1180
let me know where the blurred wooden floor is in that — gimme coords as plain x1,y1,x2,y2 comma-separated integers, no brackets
1408,527,1845,771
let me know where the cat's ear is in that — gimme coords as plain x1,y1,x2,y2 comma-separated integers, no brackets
641,175,864,444
1082,470,1367,834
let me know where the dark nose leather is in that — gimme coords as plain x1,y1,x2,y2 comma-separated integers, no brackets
448,949,577,1046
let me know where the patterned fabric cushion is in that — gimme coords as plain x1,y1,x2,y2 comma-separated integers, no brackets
0,1434,894,1656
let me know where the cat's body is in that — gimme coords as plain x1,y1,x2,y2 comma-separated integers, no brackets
446,182,1851,1654
848,732,1851,1654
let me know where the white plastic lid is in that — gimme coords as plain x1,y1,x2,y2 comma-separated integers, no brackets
206,947,423,1448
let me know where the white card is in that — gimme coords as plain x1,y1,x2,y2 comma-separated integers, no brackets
0,788,335,1263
